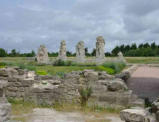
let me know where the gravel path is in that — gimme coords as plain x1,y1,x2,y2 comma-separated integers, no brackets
127,66,159,101
27,108,123,122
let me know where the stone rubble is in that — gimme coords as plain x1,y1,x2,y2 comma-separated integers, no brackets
0,79,11,122
0,67,143,108
120,107,151,122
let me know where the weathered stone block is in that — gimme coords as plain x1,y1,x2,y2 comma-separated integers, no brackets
107,79,128,91
7,87,18,92
120,108,150,122
98,71,114,80
0,102,11,122
84,70,98,82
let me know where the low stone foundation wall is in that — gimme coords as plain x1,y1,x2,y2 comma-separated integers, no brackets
0,67,144,107
0,78,11,122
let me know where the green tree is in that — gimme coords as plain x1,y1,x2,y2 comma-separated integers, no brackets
0,48,7,57
85,47,90,56
131,43,137,50
10,49,17,57
112,46,120,56
91,48,96,56
139,44,144,48
151,42,156,49
143,43,150,48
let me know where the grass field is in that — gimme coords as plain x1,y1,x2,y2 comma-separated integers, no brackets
1,56,159,76
0,57,126,76
125,57,159,64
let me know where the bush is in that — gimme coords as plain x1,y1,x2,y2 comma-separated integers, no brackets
0,48,7,57
95,66,115,75
79,87,92,107
0,62,7,68
53,59,66,66
36,70,48,75
0,62,7,66
56,72,65,78
18,64,36,71
53,59,76,66
102,61,126,73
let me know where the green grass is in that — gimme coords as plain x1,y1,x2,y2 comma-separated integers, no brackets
126,57,159,64
0,57,127,76
95,66,115,74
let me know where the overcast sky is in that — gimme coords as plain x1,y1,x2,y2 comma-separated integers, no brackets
0,0,159,53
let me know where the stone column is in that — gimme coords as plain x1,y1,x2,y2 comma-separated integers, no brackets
76,41,85,63
96,36,105,64
58,40,67,61
118,52,127,63
36,45,49,64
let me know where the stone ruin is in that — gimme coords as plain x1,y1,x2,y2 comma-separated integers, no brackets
36,45,49,64
76,41,85,63
36,36,128,65
0,66,144,108
120,107,152,122
4,64,159,121
0,79,11,122
118,52,127,63
58,40,67,61
96,36,105,64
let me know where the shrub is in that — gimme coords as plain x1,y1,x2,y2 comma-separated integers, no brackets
53,59,77,66
4,62,16,66
53,59,65,66
0,62,7,66
0,48,7,57
102,61,126,73
36,70,48,75
18,64,36,71
56,72,65,78
79,87,92,107
95,66,115,75
0,62,6,68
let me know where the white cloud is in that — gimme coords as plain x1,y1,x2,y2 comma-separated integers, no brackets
0,0,159,53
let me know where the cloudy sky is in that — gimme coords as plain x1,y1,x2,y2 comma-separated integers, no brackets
0,0,159,53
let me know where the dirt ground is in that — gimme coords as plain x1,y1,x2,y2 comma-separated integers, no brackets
26,108,123,122
127,66,159,101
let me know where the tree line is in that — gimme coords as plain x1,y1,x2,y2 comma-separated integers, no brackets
0,42,159,57
111,42,159,57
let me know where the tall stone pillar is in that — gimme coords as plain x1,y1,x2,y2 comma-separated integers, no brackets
58,40,67,61
76,41,85,63
118,52,127,63
36,45,49,64
96,36,105,64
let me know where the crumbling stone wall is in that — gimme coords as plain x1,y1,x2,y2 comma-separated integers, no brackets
0,76,11,122
0,67,35,99
0,67,143,107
